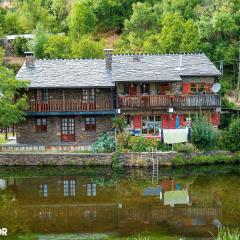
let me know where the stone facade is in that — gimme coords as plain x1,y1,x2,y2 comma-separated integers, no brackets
16,115,113,144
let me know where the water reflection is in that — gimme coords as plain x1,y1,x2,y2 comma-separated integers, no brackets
0,165,239,239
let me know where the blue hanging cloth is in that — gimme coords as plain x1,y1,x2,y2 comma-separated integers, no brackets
176,115,180,129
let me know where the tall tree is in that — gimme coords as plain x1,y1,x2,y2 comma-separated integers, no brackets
18,0,56,33
34,23,48,59
71,35,104,58
0,48,29,129
44,35,71,58
68,0,96,41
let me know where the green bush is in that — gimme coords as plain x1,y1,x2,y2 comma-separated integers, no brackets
92,133,116,153
215,130,229,150
128,136,159,152
117,132,131,151
226,119,240,152
112,116,127,132
173,143,197,153
190,119,217,150
172,153,240,166
111,148,123,171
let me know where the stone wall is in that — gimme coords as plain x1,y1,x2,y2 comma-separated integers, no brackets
16,115,113,145
0,152,113,166
0,151,234,166
0,152,176,166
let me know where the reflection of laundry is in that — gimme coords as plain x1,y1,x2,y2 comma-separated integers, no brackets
144,187,162,196
163,128,188,144
164,190,189,207
0,179,6,190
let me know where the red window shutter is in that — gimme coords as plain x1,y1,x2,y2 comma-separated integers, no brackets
211,112,220,126
182,83,191,94
133,115,141,129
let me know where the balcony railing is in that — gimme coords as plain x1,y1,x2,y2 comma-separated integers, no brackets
28,99,114,112
118,94,220,109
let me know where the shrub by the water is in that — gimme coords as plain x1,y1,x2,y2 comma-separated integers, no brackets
191,119,217,150
128,136,159,152
111,148,123,171
173,143,196,153
172,153,240,166
92,133,116,153
214,227,240,240
226,119,240,152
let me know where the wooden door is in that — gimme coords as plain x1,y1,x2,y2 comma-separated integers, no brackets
129,84,137,96
61,117,75,142
161,83,169,95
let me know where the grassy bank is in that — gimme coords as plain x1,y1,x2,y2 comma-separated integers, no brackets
172,152,240,166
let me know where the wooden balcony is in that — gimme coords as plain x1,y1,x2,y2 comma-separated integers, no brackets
118,94,221,109
28,99,114,112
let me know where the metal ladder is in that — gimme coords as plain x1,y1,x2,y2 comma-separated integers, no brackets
151,148,159,184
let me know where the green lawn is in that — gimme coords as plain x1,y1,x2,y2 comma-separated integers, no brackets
0,133,8,144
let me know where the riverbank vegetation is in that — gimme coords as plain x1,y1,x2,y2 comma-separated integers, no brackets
214,227,240,240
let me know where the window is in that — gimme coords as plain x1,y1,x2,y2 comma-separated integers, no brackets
42,89,48,102
63,178,76,197
148,116,155,134
87,183,96,196
39,184,48,197
142,116,148,134
141,84,150,95
85,116,96,131
123,84,129,95
37,89,48,102
82,89,95,100
141,115,161,134
89,89,95,100
36,118,47,132
191,83,205,93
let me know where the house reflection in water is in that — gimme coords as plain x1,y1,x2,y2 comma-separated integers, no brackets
0,168,231,237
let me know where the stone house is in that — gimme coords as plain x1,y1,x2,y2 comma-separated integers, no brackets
16,50,221,144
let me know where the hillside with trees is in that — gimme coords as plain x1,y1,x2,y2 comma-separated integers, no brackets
0,0,239,97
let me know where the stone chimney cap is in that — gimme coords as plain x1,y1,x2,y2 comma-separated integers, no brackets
25,51,35,68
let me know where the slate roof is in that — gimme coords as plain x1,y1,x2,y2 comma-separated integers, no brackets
16,59,114,88
16,53,221,88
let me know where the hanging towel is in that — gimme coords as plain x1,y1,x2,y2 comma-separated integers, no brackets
163,128,188,144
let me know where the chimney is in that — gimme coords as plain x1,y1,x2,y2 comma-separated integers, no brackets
104,49,113,70
24,52,35,68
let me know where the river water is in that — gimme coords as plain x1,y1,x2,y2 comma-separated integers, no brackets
0,165,239,240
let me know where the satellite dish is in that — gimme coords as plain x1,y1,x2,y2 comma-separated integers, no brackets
211,83,221,93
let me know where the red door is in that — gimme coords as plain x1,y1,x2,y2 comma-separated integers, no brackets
133,115,141,130
61,117,75,142
161,83,169,95
129,84,137,96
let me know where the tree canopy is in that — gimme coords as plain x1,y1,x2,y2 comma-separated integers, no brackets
0,0,238,63
0,48,29,128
